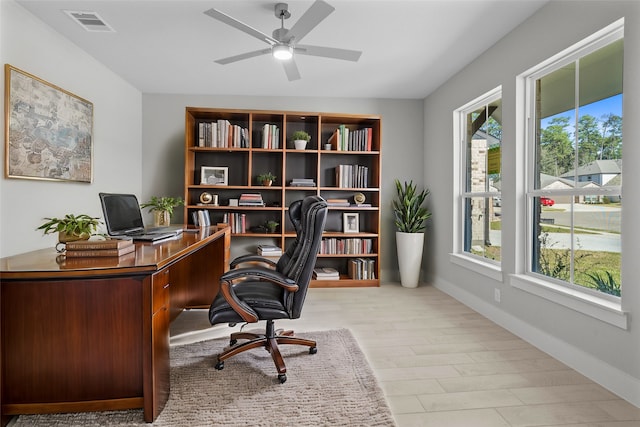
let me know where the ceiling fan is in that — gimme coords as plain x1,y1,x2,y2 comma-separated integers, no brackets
203,0,362,81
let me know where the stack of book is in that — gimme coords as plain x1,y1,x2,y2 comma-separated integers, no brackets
326,198,350,207
289,178,316,187
257,244,282,256
239,193,265,206
65,238,135,258
313,267,340,281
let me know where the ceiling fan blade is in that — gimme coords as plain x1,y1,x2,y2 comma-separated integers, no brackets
215,48,271,65
204,8,278,45
282,59,301,81
288,0,335,43
295,44,362,62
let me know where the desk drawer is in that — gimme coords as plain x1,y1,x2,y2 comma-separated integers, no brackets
152,270,170,314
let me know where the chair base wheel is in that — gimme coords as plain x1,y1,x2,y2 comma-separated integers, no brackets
230,339,237,346
309,346,317,354
215,360,224,370
278,373,287,383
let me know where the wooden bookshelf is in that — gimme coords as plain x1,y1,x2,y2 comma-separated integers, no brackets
184,107,381,287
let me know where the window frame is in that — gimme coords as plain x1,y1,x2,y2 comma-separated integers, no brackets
451,86,503,280
512,18,627,329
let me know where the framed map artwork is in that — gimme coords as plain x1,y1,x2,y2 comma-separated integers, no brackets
4,64,93,182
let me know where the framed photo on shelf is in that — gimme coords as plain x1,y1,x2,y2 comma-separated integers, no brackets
201,166,228,185
343,212,359,233
4,64,94,183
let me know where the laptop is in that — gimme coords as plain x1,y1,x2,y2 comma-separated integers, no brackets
99,193,183,242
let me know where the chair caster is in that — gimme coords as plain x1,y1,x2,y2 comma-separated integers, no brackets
278,374,287,383
230,339,237,346
215,360,224,370
309,346,317,354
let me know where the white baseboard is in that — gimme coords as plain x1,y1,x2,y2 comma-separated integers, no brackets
432,276,640,408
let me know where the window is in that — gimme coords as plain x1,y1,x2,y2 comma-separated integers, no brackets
453,88,502,270
525,24,623,299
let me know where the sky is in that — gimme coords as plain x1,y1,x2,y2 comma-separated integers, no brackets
542,93,623,129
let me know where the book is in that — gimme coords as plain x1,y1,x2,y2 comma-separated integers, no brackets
192,209,211,227
313,267,340,280
65,239,133,250
61,251,137,268
65,244,136,258
258,244,282,256
326,198,350,207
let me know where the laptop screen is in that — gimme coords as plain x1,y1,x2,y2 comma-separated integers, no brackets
99,193,145,236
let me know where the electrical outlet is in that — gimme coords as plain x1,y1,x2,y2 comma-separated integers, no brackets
494,288,501,303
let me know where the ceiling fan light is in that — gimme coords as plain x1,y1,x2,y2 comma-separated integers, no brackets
272,44,293,60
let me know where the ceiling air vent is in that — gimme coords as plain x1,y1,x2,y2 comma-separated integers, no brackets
64,10,115,32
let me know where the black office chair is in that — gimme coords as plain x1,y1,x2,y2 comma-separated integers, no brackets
209,195,328,383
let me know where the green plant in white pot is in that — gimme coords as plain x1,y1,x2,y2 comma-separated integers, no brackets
291,130,311,150
392,179,432,287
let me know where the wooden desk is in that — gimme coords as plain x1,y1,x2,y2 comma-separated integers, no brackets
0,225,230,425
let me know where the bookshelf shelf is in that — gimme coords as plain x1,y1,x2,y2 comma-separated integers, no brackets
184,107,381,287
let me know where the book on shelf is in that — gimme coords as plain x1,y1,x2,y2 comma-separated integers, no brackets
239,193,265,206
222,212,247,233
327,126,373,151
261,124,280,149
335,164,369,188
351,203,372,207
326,198,350,207
320,238,373,255
313,267,340,280
348,258,376,280
192,209,211,227
289,178,316,187
65,244,136,258
198,120,248,148
65,238,134,251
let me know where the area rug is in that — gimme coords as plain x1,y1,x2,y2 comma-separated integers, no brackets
12,329,395,426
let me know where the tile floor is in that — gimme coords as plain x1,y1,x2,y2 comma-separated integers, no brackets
170,284,640,427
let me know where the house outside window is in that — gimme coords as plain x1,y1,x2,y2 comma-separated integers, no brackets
454,88,502,267
525,24,623,299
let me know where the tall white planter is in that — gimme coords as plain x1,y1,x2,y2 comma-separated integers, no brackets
396,231,424,288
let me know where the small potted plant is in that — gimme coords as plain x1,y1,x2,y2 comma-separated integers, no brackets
37,214,101,244
291,130,311,150
140,196,184,227
392,179,432,288
265,220,279,233
257,172,276,186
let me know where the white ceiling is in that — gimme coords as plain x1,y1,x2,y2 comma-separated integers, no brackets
15,0,548,99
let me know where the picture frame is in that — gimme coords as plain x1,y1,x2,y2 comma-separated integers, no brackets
343,212,359,233
201,166,228,185
4,64,94,182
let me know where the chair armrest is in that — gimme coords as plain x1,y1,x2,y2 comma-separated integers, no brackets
219,266,298,323
230,254,277,269
220,266,298,292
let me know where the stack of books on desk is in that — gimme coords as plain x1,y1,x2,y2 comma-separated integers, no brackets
313,267,340,280
257,244,282,256
65,239,135,258
239,193,265,206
